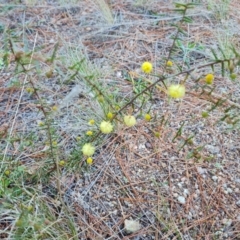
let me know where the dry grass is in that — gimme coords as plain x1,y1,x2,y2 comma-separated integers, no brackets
0,0,240,239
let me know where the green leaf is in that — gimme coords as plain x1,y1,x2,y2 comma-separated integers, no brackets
210,48,219,60
182,16,193,23
175,3,187,8
221,61,225,77
219,47,226,59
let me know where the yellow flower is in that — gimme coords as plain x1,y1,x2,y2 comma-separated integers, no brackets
154,132,160,138
52,105,58,111
86,131,93,136
100,121,113,134
86,157,93,165
52,141,58,146
27,205,33,212
26,87,34,94
166,60,173,67
76,136,81,141
4,170,10,176
97,95,104,103
59,160,65,167
141,62,153,73
205,73,214,84
107,112,113,120
144,114,151,121
124,115,136,127
230,73,237,80
82,143,95,156
38,121,44,127
167,84,185,99
201,111,209,118
88,119,95,125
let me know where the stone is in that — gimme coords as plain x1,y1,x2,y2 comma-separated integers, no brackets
177,196,186,204
124,219,141,233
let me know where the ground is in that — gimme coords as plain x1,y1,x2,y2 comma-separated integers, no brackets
0,0,240,239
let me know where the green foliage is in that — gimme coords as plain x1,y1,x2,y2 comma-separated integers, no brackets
0,1,240,239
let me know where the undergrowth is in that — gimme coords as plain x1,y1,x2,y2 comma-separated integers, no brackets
0,1,240,239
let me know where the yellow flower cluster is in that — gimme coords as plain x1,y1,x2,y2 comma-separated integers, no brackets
124,115,136,127
166,60,173,67
205,73,214,84
88,119,95,125
59,160,65,167
86,131,93,136
86,157,93,165
38,121,44,127
52,105,58,111
4,170,10,176
100,121,113,134
167,84,185,99
82,143,95,156
107,112,113,120
141,62,153,73
26,87,34,94
144,114,151,121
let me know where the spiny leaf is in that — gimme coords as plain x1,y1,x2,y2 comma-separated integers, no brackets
219,47,226,59
210,48,219,60
182,16,193,23
49,42,59,63
175,3,187,8
221,61,225,77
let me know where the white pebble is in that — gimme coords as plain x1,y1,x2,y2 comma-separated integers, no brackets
183,189,189,196
177,196,186,204
212,176,218,181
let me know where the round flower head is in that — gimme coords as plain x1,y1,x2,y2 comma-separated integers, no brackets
230,73,237,80
141,62,153,73
86,131,93,136
4,170,10,176
26,87,34,94
100,121,113,134
86,157,93,165
52,105,58,111
124,115,136,127
59,160,65,167
205,73,214,84
107,112,113,120
82,143,95,156
144,114,151,121
166,60,173,67
88,119,95,125
38,121,44,127
167,84,185,99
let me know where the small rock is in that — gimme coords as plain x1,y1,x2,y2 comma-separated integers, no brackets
205,145,220,155
222,218,232,227
161,162,167,168
177,196,186,204
183,189,189,196
177,183,182,188
173,193,178,198
215,230,223,236
193,193,198,199
112,210,118,215
197,167,206,174
116,71,122,78
226,188,233,194
124,219,141,233
212,176,218,181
